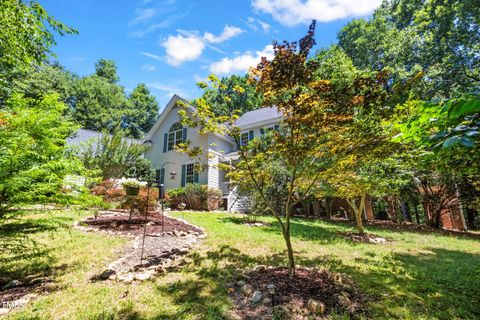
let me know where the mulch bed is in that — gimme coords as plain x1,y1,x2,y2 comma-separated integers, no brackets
80,211,203,236
230,267,367,320
339,232,390,244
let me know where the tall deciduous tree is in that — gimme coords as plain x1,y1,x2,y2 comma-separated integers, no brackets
338,0,480,100
127,83,159,138
0,0,77,103
179,22,390,275
195,74,263,117
13,62,77,108
72,74,128,133
95,59,120,84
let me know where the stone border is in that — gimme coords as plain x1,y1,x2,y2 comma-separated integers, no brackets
75,210,208,283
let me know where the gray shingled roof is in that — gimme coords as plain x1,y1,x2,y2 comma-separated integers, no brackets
66,128,104,147
66,128,140,148
235,107,282,127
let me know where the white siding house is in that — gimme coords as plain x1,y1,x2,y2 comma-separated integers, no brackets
143,95,281,212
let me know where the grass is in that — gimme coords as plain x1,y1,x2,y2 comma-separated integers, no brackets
1,210,479,319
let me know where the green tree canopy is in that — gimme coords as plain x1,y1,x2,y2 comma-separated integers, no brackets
95,58,120,84
338,0,480,100
72,74,129,133
0,0,77,103
127,83,159,138
195,74,263,117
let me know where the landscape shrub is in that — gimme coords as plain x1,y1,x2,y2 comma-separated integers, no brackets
119,187,159,213
91,180,124,203
91,180,159,213
168,184,222,211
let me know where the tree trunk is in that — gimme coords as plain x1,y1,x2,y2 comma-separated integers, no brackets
347,194,366,234
282,228,295,277
414,205,421,224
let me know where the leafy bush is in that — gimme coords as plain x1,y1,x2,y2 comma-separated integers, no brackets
78,127,149,180
91,180,158,213
119,187,159,213
0,94,90,213
168,184,222,211
91,180,124,203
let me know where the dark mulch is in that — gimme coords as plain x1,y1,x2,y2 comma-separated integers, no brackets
230,267,367,320
326,217,480,239
365,219,480,239
81,212,203,236
339,232,390,244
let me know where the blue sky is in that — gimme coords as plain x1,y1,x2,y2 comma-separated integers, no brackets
41,0,382,108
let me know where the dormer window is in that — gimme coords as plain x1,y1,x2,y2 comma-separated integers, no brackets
167,122,184,151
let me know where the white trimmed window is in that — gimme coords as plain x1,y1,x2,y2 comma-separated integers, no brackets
186,163,195,184
240,132,249,146
168,122,183,151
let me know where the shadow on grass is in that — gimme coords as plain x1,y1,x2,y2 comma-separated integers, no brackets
221,215,356,245
148,243,479,319
0,213,74,281
337,247,480,319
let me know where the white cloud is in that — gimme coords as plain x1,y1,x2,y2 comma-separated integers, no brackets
162,35,205,66
210,45,274,75
140,64,156,71
140,52,163,61
246,17,271,33
129,8,157,26
161,24,244,66
203,25,245,44
252,0,382,26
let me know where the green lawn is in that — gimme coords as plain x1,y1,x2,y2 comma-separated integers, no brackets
1,210,479,319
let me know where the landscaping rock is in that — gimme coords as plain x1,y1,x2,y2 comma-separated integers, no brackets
121,274,134,284
333,273,343,284
27,277,47,286
337,292,352,309
0,277,12,286
98,269,115,280
2,279,22,290
262,297,272,305
272,305,291,320
253,265,267,272
307,299,325,314
342,284,354,293
251,290,263,304
242,284,254,295
134,273,151,281
236,280,245,287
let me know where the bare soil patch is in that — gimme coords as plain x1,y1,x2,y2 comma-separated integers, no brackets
230,266,367,320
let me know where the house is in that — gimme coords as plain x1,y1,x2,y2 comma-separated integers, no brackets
143,94,281,211
143,94,468,230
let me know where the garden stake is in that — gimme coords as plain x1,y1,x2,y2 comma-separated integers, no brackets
140,184,151,265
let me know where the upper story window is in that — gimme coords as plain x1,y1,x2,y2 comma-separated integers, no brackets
240,132,250,147
167,122,183,151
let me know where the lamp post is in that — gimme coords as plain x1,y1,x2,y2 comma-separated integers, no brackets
267,284,276,306
156,162,177,234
